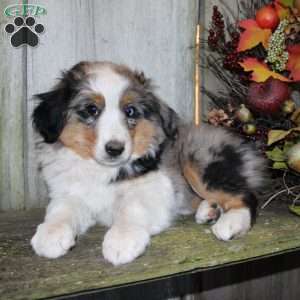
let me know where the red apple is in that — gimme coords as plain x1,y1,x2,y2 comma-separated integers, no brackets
256,5,279,30
247,78,290,115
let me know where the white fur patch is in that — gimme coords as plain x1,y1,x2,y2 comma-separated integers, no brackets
31,222,75,259
211,208,251,241
86,67,132,166
102,225,150,266
241,150,265,190
195,200,222,224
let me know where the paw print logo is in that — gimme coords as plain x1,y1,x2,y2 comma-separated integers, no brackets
4,16,44,47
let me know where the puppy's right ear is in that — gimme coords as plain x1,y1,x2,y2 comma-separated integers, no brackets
33,62,88,143
32,88,69,143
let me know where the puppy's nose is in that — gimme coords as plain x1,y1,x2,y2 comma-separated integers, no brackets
105,140,125,157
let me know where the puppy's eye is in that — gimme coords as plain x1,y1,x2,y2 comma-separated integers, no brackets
86,104,99,117
124,106,138,118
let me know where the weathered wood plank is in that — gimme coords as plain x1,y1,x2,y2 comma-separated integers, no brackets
0,0,26,210
24,0,197,209
1,208,300,299
177,252,300,300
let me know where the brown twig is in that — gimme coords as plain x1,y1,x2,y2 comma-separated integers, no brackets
261,185,300,209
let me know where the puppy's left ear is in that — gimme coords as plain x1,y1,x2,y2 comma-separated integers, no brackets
32,88,69,143
158,102,179,140
134,69,179,139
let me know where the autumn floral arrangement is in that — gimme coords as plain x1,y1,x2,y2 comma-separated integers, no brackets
203,0,300,212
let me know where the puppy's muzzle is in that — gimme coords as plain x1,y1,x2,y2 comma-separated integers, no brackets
105,140,125,157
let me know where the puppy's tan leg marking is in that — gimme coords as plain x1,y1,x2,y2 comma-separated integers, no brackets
191,197,201,211
183,161,246,212
184,161,251,239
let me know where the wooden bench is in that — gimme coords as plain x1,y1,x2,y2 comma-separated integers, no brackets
1,206,300,299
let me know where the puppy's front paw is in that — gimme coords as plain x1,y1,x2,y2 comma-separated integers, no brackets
195,200,222,224
31,222,75,258
102,225,150,265
211,208,251,241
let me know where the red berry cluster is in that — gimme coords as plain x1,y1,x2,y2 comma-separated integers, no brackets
223,31,244,72
223,53,243,71
255,126,268,140
208,6,225,51
208,8,247,75
226,31,240,52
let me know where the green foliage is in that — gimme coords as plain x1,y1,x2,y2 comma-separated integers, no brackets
272,161,288,169
266,146,286,161
265,141,299,170
289,205,300,216
277,0,295,8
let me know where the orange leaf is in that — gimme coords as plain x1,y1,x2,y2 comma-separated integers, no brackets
287,45,300,82
239,58,291,82
237,20,272,52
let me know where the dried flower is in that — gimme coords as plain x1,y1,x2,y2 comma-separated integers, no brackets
207,108,233,127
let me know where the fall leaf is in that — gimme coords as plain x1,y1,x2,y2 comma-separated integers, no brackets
287,45,300,81
268,129,292,145
267,127,300,145
266,147,286,161
272,161,288,169
237,20,271,52
239,58,290,82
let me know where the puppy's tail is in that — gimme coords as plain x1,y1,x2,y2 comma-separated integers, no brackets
180,124,266,221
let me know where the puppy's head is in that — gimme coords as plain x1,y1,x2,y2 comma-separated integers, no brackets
33,61,178,167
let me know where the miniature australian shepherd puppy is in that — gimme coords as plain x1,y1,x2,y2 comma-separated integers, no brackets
31,61,265,265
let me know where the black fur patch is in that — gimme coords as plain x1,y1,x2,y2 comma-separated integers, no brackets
32,62,85,143
203,145,248,194
111,141,169,183
112,155,160,183
242,192,258,222
33,88,72,143
203,144,258,221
